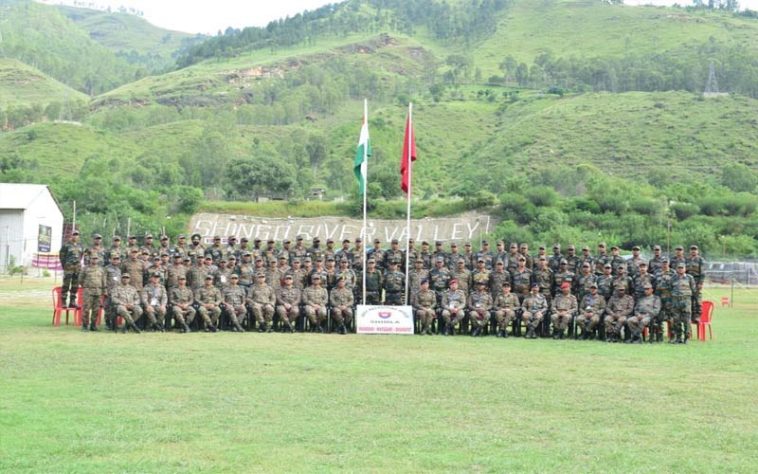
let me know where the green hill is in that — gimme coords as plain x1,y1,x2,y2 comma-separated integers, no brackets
56,4,203,71
0,59,88,109
1,0,757,255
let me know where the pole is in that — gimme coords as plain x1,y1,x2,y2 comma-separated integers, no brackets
731,274,734,308
403,102,413,304
362,98,368,306
126,217,131,239
72,200,77,231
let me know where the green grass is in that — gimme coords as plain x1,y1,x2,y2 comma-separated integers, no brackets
2,279,756,472
0,59,87,109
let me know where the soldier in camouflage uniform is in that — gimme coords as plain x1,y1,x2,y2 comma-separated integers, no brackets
104,254,122,329
169,276,195,333
367,239,385,271
609,246,626,276
323,238,337,262
303,274,329,332
221,274,247,332
172,234,188,260
578,246,594,273
521,284,548,339
632,262,654,299
105,236,124,266
462,242,475,270
335,239,354,267
276,274,301,332
440,278,467,336
337,257,357,293
451,258,471,297
126,235,140,255
432,241,448,266
596,263,615,301
612,265,633,295
189,233,206,262
594,243,610,275
157,235,171,259
467,281,493,337
122,248,146,290
59,230,84,308
330,276,354,334
307,238,324,263
494,240,508,267
686,245,705,323
577,283,606,340
429,257,451,304
476,240,495,270
141,272,168,332
289,258,307,291
470,258,491,295
408,258,429,302
626,245,645,277
205,236,224,264
386,239,405,270
553,259,576,296
505,243,520,275
648,245,665,276
548,244,563,274
511,256,532,302
670,245,686,271
489,260,511,300
413,279,437,335
84,234,106,267
248,273,276,332
194,275,221,332
627,284,661,343
550,282,578,339
604,287,634,342
215,257,235,290
189,255,213,291
291,236,308,263
494,282,520,338
78,254,106,331
111,274,142,333
446,242,463,269
670,262,696,344
574,262,596,304
653,259,674,343
140,234,157,259
383,260,405,305
564,245,579,274
532,256,554,303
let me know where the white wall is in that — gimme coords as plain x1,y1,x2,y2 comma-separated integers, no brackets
0,210,24,270
21,190,64,267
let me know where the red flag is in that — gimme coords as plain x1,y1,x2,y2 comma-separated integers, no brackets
400,111,416,194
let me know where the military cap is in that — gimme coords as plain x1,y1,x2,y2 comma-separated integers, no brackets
178,234,186,239
326,256,335,261
312,237,320,243
435,240,443,245
292,259,301,264
267,239,275,244
283,239,291,244
228,256,237,261
639,262,647,267
531,282,539,288
632,245,640,251
421,240,429,245
183,256,191,261
567,245,576,250
476,280,487,286
510,243,518,248
661,257,669,263
582,262,591,267
240,237,249,242
191,233,201,240
121,274,130,279
409,238,415,243
342,239,351,243
243,252,251,257
582,246,590,251
311,274,322,281
256,272,266,278
598,242,606,248
449,278,458,285
391,238,399,244
539,245,545,250
229,274,238,279
477,257,485,262
518,256,526,262
304,256,312,262
128,235,137,239
495,260,504,265
160,252,169,257
327,238,334,244
617,265,626,272
653,245,661,250
283,274,293,279
436,256,445,261
72,230,80,235
373,238,381,243
676,262,686,268
153,257,161,261
204,255,212,260
539,256,547,261
502,281,511,287
178,275,187,280
643,283,653,289
130,248,139,253
145,234,153,239
279,255,288,260
355,238,362,243
367,258,375,263
110,253,121,259
160,235,169,241
113,236,121,241
415,258,424,263
254,256,263,261
675,245,684,251
204,275,213,280
254,238,262,243
617,286,626,292
604,263,612,268
457,258,466,264
228,235,237,240
552,244,560,249
90,254,99,259
560,282,571,290
336,275,346,282
590,282,598,288
141,250,149,255
296,235,304,240
420,278,429,284
611,245,619,250
388,259,398,265
690,245,698,250
213,236,221,240
340,257,349,263
481,240,489,245
151,272,161,278
450,242,458,247
93,233,102,239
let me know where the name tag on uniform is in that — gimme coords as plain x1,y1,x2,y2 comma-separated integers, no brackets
150,298,159,306
220,276,227,284
113,277,119,282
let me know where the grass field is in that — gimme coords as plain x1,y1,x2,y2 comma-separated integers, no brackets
1,278,756,472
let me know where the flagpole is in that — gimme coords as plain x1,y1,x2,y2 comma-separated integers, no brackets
404,102,413,304
362,98,368,306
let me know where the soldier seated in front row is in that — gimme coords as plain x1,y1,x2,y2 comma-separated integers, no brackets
440,278,466,336
550,282,578,340
111,274,142,333
521,284,548,339
576,283,606,340
467,281,493,337
412,279,437,335
329,276,354,335
626,283,661,344
303,274,329,332
221,274,247,332
493,282,519,338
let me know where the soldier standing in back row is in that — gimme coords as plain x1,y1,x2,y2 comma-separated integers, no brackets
670,262,696,344
59,230,83,308
686,245,705,323
383,260,405,305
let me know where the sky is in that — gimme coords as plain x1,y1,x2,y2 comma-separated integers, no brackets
39,0,758,35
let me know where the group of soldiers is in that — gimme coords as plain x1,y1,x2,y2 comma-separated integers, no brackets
59,232,705,343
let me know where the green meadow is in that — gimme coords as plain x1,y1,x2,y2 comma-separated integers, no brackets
1,278,756,472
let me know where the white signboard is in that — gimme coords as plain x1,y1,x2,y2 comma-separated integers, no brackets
356,305,415,335
189,212,494,244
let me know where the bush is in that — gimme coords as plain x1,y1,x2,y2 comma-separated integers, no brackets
671,202,700,220
525,186,559,207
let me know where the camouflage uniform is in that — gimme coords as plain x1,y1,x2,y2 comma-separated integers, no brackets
303,283,329,328
467,288,493,335
550,291,578,337
222,282,247,331
429,264,451,303
489,267,512,300
670,269,696,342
686,251,705,322
383,268,405,305
577,291,606,338
521,290,548,338
329,285,354,330
440,287,467,334
276,283,302,330
111,278,143,331
627,291,661,342
511,267,532,301
452,266,471,296
248,280,276,330
653,266,674,342
170,284,196,329
104,260,122,327
141,281,168,330
493,289,520,336
413,286,437,334
408,264,429,301
604,290,634,340
59,236,84,306
122,254,146,290
195,281,222,328
78,260,106,329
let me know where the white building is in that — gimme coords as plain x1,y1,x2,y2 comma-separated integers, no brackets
0,183,64,270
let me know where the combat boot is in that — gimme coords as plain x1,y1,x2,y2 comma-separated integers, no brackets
182,322,192,333
552,328,560,339
502,329,509,338
129,321,141,334
559,330,565,340
257,323,266,333
235,322,245,332
89,321,98,332
81,324,88,332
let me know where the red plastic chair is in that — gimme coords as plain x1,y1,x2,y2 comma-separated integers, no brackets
696,300,714,341
52,287,82,326
720,296,729,307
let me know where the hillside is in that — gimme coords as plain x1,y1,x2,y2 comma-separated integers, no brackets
0,59,88,109
56,4,203,71
1,0,757,255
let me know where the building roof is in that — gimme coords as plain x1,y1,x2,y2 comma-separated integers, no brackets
0,183,62,215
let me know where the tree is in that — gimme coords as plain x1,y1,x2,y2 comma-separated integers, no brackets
722,163,757,193
224,156,297,200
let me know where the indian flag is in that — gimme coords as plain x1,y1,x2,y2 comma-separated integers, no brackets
353,102,371,194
